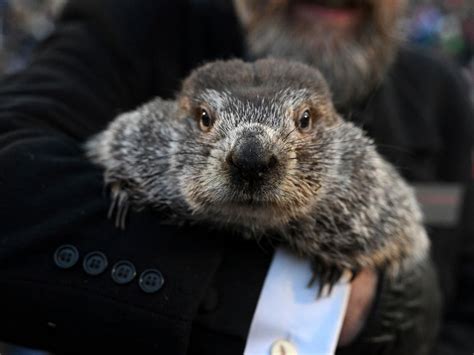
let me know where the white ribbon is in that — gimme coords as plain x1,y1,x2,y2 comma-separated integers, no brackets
244,248,351,355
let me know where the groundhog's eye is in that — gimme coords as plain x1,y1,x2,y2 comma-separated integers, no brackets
297,110,312,132
198,108,213,132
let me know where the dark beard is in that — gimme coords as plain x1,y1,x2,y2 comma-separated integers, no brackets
243,3,402,110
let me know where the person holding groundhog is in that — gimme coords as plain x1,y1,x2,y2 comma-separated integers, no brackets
0,1,472,354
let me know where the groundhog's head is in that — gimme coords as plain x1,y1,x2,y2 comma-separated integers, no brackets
174,59,345,229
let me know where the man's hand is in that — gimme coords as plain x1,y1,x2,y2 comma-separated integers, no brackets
338,268,378,346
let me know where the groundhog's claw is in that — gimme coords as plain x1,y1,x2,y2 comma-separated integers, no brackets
308,260,348,298
107,182,130,230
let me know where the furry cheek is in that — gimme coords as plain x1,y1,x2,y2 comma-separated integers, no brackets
177,141,233,212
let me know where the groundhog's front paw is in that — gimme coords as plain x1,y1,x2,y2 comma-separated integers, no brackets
107,181,130,229
308,259,357,298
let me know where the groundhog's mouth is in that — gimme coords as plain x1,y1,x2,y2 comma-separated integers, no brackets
212,199,295,227
219,197,278,209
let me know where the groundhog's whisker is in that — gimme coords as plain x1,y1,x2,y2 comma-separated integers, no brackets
281,127,299,143
156,151,220,160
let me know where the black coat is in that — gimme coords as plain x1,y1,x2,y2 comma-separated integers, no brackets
0,0,472,354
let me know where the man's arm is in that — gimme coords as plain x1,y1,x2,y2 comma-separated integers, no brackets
0,0,189,138
432,61,474,355
0,1,225,353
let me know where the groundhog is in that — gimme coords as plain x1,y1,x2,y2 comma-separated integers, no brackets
86,58,429,295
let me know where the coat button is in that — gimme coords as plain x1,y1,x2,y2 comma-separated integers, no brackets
271,340,298,355
54,245,79,269
83,251,108,276
138,269,164,294
111,260,137,285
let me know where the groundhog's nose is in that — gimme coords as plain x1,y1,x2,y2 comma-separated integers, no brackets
226,135,278,179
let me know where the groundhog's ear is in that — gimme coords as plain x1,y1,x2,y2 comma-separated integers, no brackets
178,96,192,114
174,95,196,122
307,94,339,125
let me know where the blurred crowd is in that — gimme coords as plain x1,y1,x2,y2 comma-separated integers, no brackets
406,0,474,101
0,0,65,74
0,0,474,102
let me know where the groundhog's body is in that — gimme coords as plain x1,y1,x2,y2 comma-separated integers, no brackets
87,59,429,290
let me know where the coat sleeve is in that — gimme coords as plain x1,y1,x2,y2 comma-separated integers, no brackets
432,60,474,355
338,50,473,355
0,1,225,353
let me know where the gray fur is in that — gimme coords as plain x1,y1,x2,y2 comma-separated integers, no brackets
86,58,429,286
